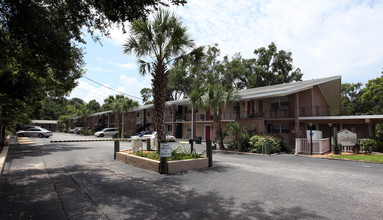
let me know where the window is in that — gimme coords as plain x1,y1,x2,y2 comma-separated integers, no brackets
280,96,289,108
267,124,290,134
136,112,140,117
271,98,280,109
281,124,290,133
271,96,289,109
168,125,172,132
187,125,192,132
147,111,150,117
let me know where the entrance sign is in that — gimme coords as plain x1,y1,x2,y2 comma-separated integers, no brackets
337,129,357,146
160,143,172,157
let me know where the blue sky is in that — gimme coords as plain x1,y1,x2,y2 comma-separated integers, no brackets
69,0,383,105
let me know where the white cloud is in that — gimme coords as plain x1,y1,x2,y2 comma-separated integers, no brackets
174,0,383,83
98,0,383,85
96,57,138,70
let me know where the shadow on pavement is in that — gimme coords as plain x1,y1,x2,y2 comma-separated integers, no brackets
1,143,329,220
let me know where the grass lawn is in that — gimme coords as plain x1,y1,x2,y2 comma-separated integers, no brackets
328,154,383,164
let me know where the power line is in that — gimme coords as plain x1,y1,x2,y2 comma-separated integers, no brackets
83,76,142,100
75,87,106,98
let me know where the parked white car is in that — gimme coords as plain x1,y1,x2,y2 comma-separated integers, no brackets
17,127,53,138
94,128,118,137
142,131,176,142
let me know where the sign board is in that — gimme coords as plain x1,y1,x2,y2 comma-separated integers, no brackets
337,129,357,146
160,143,172,157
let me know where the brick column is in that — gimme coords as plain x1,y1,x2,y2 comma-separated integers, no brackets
295,93,300,138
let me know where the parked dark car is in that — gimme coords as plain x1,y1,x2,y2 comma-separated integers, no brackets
138,130,151,137
17,127,53,138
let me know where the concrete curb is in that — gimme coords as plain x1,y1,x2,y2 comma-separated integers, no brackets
213,149,281,156
0,136,11,177
295,154,383,165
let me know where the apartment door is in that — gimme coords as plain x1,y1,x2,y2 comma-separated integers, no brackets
205,125,211,140
206,109,210,121
247,101,254,116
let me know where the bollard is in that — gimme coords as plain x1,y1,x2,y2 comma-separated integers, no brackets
266,141,271,155
147,139,151,151
190,139,194,153
238,139,242,152
114,140,120,159
159,157,168,174
159,141,168,174
206,140,213,167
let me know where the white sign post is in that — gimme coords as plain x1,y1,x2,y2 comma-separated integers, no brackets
160,143,172,157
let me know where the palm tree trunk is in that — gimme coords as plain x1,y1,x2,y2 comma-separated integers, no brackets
213,112,224,150
152,63,168,151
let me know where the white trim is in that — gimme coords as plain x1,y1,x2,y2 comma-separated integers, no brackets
299,115,383,120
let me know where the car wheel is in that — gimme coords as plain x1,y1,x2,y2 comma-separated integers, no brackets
38,134,44,138
100,134,104,137
18,133,24,137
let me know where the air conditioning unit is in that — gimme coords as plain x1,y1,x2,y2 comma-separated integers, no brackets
306,130,322,140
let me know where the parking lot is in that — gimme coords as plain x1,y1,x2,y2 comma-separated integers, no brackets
1,132,383,219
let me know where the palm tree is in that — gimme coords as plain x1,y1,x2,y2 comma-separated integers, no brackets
190,84,239,150
78,107,92,135
112,97,139,138
123,9,203,147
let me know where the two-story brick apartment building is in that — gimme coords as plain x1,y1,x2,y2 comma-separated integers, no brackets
68,75,383,150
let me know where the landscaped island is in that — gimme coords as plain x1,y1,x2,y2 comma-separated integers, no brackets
116,148,209,174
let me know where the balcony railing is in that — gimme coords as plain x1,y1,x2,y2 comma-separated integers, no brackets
143,106,331,123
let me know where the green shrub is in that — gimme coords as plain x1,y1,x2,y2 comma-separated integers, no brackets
134,146,204,161
360,138,377,153
5,130,14,136
248,135,281,154
376,140,383,153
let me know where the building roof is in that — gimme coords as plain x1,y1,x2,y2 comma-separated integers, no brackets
69,76,342,118
32,120,58,124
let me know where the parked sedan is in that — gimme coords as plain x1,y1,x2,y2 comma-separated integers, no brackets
142,131,176,142
130,130,151,139
17,127,53,138
94,128,118,137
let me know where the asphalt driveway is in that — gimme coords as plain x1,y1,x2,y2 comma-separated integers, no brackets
1,133,382,219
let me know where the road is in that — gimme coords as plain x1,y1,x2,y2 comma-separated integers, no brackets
1,132,383,219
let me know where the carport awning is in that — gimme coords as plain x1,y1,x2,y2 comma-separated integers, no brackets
299,115,383,124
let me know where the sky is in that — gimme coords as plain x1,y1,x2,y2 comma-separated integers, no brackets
68,0,383,105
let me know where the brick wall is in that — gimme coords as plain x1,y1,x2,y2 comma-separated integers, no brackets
236,118,265,133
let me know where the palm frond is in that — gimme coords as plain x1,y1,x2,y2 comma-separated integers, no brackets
138,59,152,76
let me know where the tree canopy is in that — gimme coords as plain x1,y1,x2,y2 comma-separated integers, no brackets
145,42,303,101
0,0,187,135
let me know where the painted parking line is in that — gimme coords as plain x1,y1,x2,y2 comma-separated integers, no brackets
17,137,34,145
